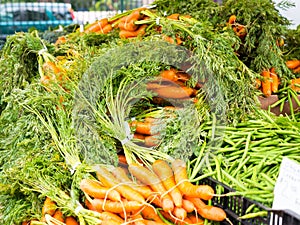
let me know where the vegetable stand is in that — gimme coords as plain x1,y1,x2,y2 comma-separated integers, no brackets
1,0,300,224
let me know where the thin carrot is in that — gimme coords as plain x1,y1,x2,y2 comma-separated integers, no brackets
167,13,180,20
133,133,147,141
85,198,98,211
65,216,79,225
261,70,272,97
141,205,164,223
152,159,183,208
80,178,121,201
84,18,108,33
293,66,300,74
121,8,145,22
96,24,113,34
182,199,194,213
270,67,279,93
101,218,123,225
42,197,56,216
128,163,174,212
172,207,187,220
96,166,146,204
100,211,125,223
171,159,214,200
119,24,147,38
188,214,204,224
286,59,300,69
91,198,143,213
185,197,226,222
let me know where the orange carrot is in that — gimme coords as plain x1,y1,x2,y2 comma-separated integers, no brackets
52,209,65,223
159,211,191,225
42,197,56,216
290,78,300,92
121,8,145,22
171,159,214,200
112,167,161,206
293,66,300,74
182,199,194,213
133,133,147,140
91,198,143,213
118,20,138,31
119,24,147,38
100,211,125,223
55,36,67,45
270,67,279,93
152,85,196,99
144,135,160,147
142,220,169,225
128,163,174,212
286,59,300,69
172,207,187,220
141,205,164,223
185,197,226,222
65,216,79,225
130,121,158,135
85,198,98,211
228,15,236,25
96,166,146,204
255,78,261,89
84,18,108,33
188,214,204,224
96,24,113,34
152,160,183,208
80,178,121,201
261,70,272,97
101,218,123,225
167,13,180,20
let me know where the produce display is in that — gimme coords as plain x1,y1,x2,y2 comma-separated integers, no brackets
0,0,300,224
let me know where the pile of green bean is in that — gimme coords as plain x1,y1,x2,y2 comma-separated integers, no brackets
190,112,300,207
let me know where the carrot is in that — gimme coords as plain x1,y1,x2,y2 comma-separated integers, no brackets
228,15,236,25
65,216,79,225
112,167,161,206
182,199,194,213
119,24,147,38
100,211,125,223
270,67,279,93
255,78,261,89
133,133,147,141
286,59,300,69
96,166,146,204
159,211,191,225
172,207,187,220
167,13,180,20
144,135,160,147
84,18,108,33
91,198,143,213
152,86,196,99
128,163,174,212
152,160,183,208
130,121,158,135
142,220,168,225
185,197,226,222
141,205,164,223
85,198,98,211
171,159,214,200
55,36,67,45
101,218,123,225
290,78,300,92
261,70,272,97
118,154,128,165
42,197,56,216
236,26,247,38
188,214,204,224
80,178,121,201
293,66,300,74
96,24,113,34
118,20,138,31
121,8,145,23
52,209,65,223
159,68,178,81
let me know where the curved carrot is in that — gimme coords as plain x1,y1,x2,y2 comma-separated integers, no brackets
65,216,79,225
84,18,108,33
152,160,183,208
270,67,279,93
286,59,300,69
79,178,121,201
91,198,143,213
171,159,214,200
96,166,146,204
100,211,124,223
185,197,226,222
228,15,236,25
261,70,272,97
128,163,174,212
141,205,164,223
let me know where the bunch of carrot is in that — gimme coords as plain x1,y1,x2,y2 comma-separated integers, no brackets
146,68,198,100
79,158,227,225
22,197,79,225
257,67,280,97
227,15,247,39
84,18,113,34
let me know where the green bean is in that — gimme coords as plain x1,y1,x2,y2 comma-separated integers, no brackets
221,169,248,191
238,211,268,220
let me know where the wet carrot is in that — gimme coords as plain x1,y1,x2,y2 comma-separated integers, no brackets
261,70,272,97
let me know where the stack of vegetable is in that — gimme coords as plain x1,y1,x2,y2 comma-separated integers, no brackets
1,0,300,224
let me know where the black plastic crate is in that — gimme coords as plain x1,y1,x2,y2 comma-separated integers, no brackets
201,177,300,225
